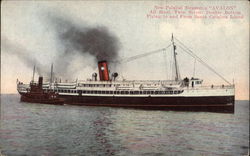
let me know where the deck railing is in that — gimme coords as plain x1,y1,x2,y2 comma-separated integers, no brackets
184,85,234,90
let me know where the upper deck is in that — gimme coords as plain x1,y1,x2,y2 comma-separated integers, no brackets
17,79,235,97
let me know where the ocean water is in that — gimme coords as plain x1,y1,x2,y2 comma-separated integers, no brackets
0,94,249,156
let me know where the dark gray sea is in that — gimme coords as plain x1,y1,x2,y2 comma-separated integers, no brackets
0,94,249,156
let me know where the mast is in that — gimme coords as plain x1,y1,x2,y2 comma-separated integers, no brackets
50,63,53,84
32,65,35,83
171,34,180,81
193,59,196,77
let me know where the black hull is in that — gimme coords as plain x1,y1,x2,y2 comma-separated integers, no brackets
20,95,64,105
59,95,235,113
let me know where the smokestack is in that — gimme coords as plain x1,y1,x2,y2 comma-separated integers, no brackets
98,61,110,81
112,72,118,81
38,76,43,89
92,73,97,81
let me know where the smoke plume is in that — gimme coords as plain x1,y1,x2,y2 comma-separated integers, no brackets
2,13,121,80
50,15,120,62
2,36,48,76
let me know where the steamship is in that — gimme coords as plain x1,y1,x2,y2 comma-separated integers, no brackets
17,35,235,113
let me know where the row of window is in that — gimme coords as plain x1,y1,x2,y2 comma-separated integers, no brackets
194,81,202,84
79,84,113,87
45,89,183,95
78,83,161,87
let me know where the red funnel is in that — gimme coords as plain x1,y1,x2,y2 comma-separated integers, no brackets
98,61,110,81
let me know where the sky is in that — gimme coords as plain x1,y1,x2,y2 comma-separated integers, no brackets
1,0,249,100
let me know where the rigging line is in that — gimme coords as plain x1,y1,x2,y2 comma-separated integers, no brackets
175,38,231,85
175,38,223,76
113,44,172,64
178,44,231,85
